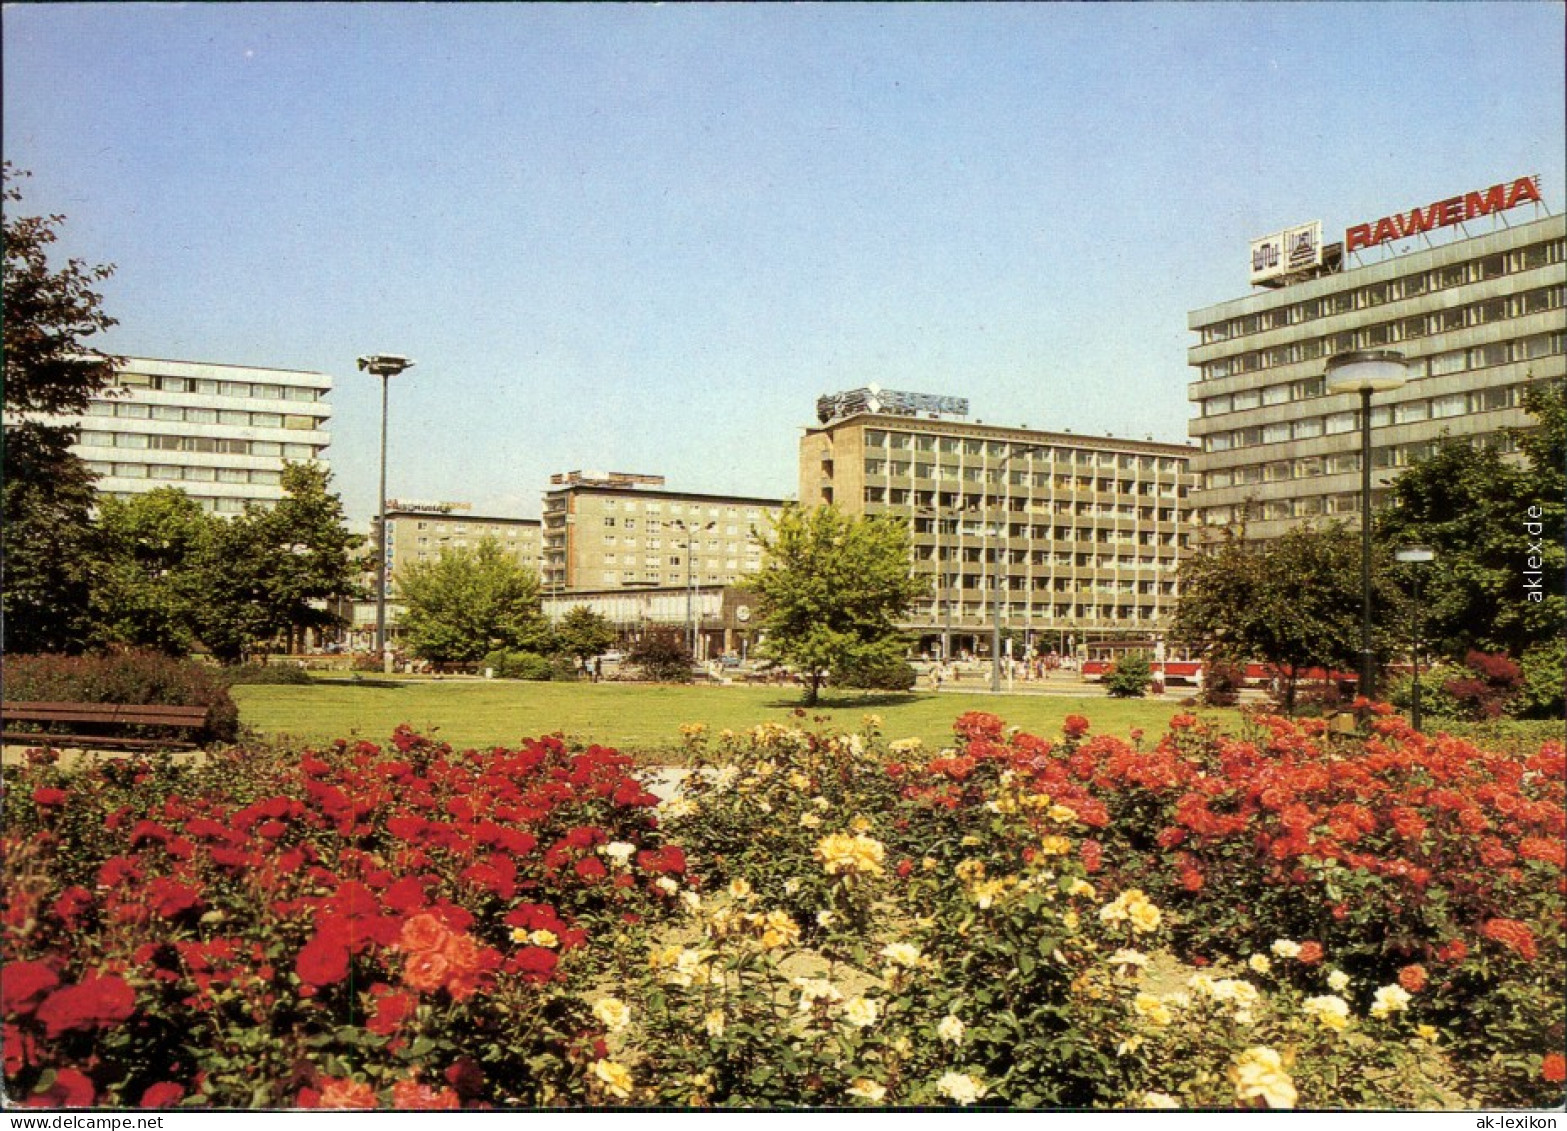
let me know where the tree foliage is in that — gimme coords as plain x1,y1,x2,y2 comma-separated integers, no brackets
188,464,363,663
396,539,550,664
744,504,927,705
2,164,120,654
554,605,617,667
1376,381,1565,660
91,488,213,655
1173,523,1395,712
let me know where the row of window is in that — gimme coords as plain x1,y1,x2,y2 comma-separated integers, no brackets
85,399,325,430
572,498,773,520
1197,238,1564,345
863,461,1187,494
77,429,322,460
1203,432,1519,491
595,562,763,587
115,373,324,402
599,517,753,536
925,575,1180,595
1199,289,1564,384
1201,383,1527,453
916,602,1172,623
98,490,255,515
1200,323,1563,399
601,535,758,555
868,489,1182,524
864,432,1187,473
86,461,282,486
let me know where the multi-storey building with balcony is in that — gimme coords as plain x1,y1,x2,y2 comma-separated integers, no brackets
1188,190,1564,541
799,388,1194,657
541,471,786,595
64,357,333,514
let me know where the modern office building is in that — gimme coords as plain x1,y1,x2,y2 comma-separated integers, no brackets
541,471,786,594
799,387,1194,656
542,583,759,662
1188,180,1564,541
64,357,333,514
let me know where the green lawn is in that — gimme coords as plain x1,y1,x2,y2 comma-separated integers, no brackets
232,679,1238,762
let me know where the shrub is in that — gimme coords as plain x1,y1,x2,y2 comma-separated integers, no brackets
480,649,554,681
1384,661,1465,722
1200,659,1247,708
831,652,917,692
1444,651,1522,720
221,662,312,686
626,629,692,683
1105,653,1152,698
2,651,239,744
1513,638,1565,721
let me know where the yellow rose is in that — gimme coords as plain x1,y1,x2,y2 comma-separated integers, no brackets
592,997,632,1032
592,1059,634,1100
1231,1047,1296,1110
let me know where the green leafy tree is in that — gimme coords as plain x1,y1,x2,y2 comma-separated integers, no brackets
2,164,120,653
555,605,617,669
627,627,693,683
397,538,551,664
1173,523,1394,712
189,463,362,663
257,462,365,653
90,487,214,655
744,504,928,706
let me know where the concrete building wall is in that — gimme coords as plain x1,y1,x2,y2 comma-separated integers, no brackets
802,413,1194,651
1188,215,1566,540
60,357,333,514
542,483,785,593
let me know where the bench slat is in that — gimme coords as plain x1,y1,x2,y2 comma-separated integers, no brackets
1,731,197,751
2,701,207,726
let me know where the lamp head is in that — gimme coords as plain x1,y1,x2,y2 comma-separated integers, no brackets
357,354,415,378
1326,350,1408,394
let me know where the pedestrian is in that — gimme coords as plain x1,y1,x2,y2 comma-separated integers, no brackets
593,657,603,683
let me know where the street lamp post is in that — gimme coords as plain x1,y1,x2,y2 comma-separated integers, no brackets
1395,545,1436,731
357,354,415,673
1325,350,1408,702
671,519,714,658
992,445,1045,692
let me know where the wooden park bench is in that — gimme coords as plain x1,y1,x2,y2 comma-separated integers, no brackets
1,701,209,752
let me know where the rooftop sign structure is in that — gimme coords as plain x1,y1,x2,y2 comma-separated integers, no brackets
1250,221,1326,288
384,499,471,514
550,471,666,489
1345,175,1542,254
816,385,970,424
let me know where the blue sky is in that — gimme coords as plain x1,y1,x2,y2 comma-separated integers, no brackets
5,2,1563,523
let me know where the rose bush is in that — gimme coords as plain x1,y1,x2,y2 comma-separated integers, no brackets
3,707,1562,1108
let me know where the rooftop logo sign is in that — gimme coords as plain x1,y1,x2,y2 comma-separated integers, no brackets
1250,221,1323,286
1345,176,1542,253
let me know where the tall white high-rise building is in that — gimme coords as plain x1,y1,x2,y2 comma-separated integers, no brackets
64,357,333,514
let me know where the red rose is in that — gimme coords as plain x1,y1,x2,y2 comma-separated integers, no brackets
140,1082,186,1109
35,974,136,1038
1543,1053,1566,1084
574,857,607,882
368,990,417,1036
508,946,559,983
1297,941,1324,965
444,1056,485,1097
295,935,351,987
2,960,60,1017
31,787,68,807
1397,964,1428,993
1062,715,1091,739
